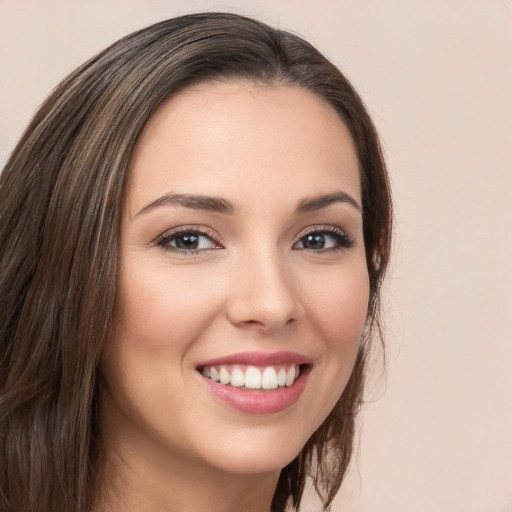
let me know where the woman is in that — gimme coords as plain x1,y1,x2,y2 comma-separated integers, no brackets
0,12,392,512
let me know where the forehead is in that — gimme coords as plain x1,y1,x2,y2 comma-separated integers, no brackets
126,81,361,212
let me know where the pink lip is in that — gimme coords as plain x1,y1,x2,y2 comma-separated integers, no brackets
197,350,312,368
196,351,312,415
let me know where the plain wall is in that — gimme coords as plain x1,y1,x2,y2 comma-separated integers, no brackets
1,1,511,511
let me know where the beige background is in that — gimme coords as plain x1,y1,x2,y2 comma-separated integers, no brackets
1,1,511,511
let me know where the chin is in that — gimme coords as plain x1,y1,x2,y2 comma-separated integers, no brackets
207,444,301,477
193,418,316,477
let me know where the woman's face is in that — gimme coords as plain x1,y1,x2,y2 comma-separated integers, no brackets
101,81,369,477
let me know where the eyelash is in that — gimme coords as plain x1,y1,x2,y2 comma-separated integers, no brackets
294,226,354,252
155,226,221,255
155,225,354,255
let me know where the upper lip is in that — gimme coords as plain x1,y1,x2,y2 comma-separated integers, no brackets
197,351,312,367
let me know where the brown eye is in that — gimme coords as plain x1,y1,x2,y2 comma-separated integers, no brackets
300,233,327,250
294,228,353,252
157,230,220,253
174,233,200,250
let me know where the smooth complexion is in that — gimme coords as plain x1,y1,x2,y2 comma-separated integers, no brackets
99,82,369,512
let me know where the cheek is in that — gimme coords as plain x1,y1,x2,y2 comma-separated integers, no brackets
102,264,226,432
308,265,370,348
114,262,224,352
302,263,369,404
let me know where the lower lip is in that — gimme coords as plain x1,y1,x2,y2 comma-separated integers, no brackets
200,368,310,415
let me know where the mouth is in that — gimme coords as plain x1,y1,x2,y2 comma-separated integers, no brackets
196,351,312,414
197,363,306,390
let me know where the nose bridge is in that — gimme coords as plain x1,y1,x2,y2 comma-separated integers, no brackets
227,241,300,330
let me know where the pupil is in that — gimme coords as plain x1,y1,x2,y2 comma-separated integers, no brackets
176,233,199,249
304,234,325,249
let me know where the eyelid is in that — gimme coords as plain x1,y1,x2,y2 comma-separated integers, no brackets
299,224,344,234
296,224,348,240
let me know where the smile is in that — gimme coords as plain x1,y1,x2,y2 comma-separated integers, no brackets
200,364,301,390
196,351,312,414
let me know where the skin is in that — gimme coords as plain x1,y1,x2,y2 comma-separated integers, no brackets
99,81,369,512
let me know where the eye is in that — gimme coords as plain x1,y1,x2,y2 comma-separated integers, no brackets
294,227,353,252
156,228,221,253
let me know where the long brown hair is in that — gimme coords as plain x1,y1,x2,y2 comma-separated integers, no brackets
0,12,392,512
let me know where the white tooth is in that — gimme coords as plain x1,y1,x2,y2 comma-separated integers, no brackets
230,368,245,387
261,367,278,389
277,368,287,387
295,365,300,377
219,367,230,385
285,366,296,386
245,366,262,389
210,367,220,382
202,367,210,378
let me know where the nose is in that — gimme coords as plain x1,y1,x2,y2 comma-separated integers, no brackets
226,246,302,332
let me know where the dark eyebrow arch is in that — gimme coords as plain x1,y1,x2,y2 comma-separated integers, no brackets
136,193,235,216
295,191,361,213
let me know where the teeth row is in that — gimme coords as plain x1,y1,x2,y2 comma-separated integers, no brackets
202,365,300,390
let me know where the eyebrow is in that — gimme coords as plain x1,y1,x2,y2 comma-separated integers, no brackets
136,193,235,216
135,189,361,217
295,191,361,213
